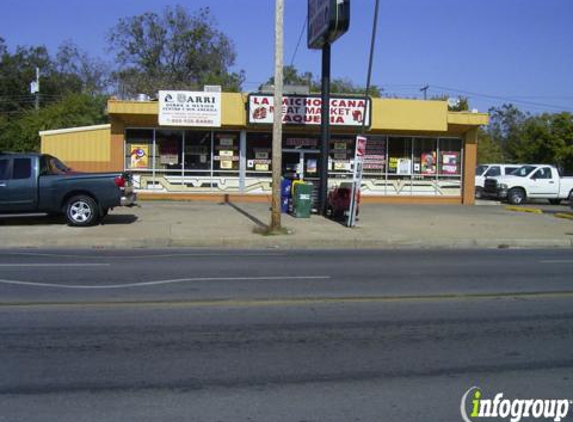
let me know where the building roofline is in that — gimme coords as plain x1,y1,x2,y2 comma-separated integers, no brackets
39,124,111,137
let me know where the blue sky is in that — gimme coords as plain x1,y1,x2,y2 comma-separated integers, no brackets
2,0,572,114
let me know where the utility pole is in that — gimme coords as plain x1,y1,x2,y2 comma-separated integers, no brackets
420,84,429,100
30,67,40,111
270,0,284,231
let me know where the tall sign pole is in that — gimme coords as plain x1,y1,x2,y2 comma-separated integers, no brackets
308,0,350,216
270,0,284,231
319,43,331,216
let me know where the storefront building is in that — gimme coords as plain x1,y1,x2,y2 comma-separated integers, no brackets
40,91,488,204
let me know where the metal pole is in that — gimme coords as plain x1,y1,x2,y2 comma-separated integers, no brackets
270,0,284,231
319,43,331,216
347,0,381,227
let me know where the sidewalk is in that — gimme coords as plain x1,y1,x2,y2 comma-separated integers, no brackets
0,200,572,249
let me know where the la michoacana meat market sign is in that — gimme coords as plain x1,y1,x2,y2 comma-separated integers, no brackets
248,94,371,127
159,90,221,127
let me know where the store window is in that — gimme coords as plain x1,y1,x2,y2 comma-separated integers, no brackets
437,138,463,196
246,132,272,175
387,137,413,194
184,131,211,171
213,132,240,176
362,136,386,180
155,130,183,172
125,129,153,170
412,138,438,195
329,137,354,179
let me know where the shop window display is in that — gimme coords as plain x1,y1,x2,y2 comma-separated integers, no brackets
125,129,154,170
155,130,183,171
213,132,239,177
246,133,272,175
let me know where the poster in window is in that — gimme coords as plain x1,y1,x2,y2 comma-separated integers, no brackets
255,151,269,159
130,145,149,169
220,159,233,169
255,164,269,171
219,137,234,146
388,157,399,173
397,158,412,175
220,150,234,157
421,152,437,174
306,159,317,174
440,151,459,174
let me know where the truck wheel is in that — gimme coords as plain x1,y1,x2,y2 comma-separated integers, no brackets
507,188,526,205
548,199,562,205
65,195,99,227
475,187,484,199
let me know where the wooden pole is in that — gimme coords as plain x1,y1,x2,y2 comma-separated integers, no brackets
270,0,284,231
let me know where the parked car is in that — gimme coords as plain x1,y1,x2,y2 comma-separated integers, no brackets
0,152,136,226
475,164,523,199
483,164,573,205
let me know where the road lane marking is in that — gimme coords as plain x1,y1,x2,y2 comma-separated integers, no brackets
539,260,573,264
2,290,573,310
0,275,331,289
0,264,110,267
1,252,287,260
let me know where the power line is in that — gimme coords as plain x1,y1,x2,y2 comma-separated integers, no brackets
289,13,307,67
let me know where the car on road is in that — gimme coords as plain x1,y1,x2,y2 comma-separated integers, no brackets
0,152,136,226
483,164,573,205
475,163,523,199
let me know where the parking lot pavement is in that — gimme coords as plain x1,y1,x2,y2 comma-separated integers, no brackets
0,200,572,249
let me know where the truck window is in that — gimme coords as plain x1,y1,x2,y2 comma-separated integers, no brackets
532,168,551,179
12,158,32,179
0,159,9,179
476,165,488,176
485,166,501,177
505,167,519,175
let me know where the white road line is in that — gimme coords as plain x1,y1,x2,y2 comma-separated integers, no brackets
0,275,331,289
0,264,110,267
539,260,573,264
2,252,286,260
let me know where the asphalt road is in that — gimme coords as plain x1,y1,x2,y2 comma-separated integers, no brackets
0,249,572,421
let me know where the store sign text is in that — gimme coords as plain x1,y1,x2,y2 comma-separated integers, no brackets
159,90,221,127
249,95,371,127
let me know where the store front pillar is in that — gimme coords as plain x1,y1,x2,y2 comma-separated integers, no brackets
462,129,478,205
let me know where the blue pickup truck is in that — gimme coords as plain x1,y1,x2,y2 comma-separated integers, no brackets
0,152,136,226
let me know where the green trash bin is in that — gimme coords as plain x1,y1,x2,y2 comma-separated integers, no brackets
292,182,312,218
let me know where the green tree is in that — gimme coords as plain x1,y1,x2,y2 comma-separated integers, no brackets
486,104,528,161
0,94,108,152
262,65,382,97
108,5,244,95
477,128,504,163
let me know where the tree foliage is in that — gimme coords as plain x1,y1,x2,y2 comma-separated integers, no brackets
262,65,382,97
482,104,573,173
0,94,108,152
108,5,244,95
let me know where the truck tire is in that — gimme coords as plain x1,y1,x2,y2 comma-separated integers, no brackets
65,195,99,227
507,188,526,205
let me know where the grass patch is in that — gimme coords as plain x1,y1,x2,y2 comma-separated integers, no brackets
253,225,293,236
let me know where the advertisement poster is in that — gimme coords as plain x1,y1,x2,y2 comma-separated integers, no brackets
158,90,221,127
249,94,371,127
441,151,460,174
421,151,437,174
130,145,149,169
397,158,412,175
306,159,317,174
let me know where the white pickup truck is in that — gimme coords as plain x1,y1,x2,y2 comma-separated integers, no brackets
483,164,573,205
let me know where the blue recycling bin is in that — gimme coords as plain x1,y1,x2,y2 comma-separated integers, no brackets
281,178,292,213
